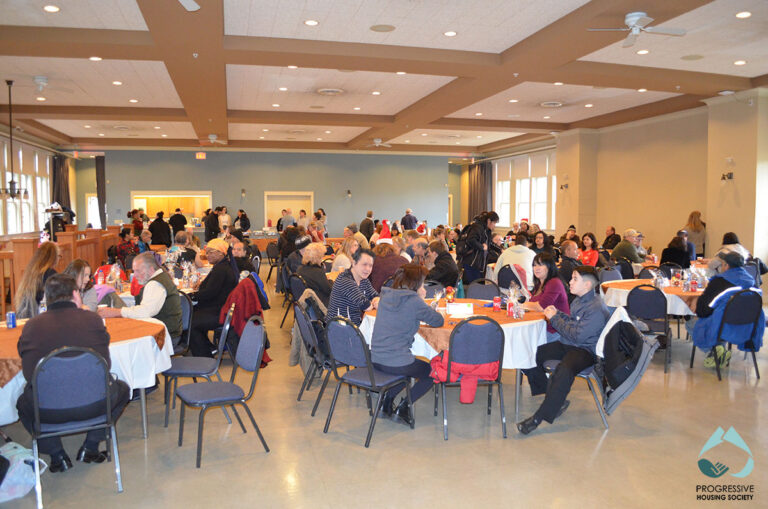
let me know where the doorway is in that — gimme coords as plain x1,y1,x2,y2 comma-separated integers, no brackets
264,191,314,228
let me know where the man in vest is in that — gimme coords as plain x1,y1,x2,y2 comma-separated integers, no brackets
98,252,183,344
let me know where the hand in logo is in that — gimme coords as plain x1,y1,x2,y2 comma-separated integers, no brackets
698,459,729,478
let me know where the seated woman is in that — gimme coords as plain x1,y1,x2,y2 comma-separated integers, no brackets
707,232,751,275
137,229,152,253
331,237,358,272
169,231,199,264
578,232,600,267
296,242,332,307
116,228,140,268
660,235,691,269
15,242,59,318
531,231,553,256
325,248,379,326
63,259,97,310
369,242,408,292
371,264,444,425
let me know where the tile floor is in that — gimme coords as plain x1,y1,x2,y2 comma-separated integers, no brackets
2,278,766,508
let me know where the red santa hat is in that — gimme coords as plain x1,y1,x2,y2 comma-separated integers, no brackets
377,219,392,244
416,222,426,234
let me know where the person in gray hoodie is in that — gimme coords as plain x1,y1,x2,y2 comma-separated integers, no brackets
371,263,444,425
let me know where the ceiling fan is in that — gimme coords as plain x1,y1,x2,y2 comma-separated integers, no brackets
200,134,227,145
178,0,200,12
365,138,392,148
588,11,686,48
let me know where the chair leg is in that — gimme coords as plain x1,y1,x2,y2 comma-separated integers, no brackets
751,350,760,379
164,377,174,428
213,373,232,424
279,304,292,328
664,335,671,374
266,266,273,282
586,377,609,429
110,425,123,492
514,369,522,423
163,375,170,405
33,439,42,509
231,405,246,433
323,383,343,433
487,384,492,415
305,362,319,391
404,384,414,430
364,388,385,448
441,383,448,441
689,343,696,369
366,391,373,416
241,402,269,452
497,382,507,438
178,402,186,446
433,384,439,417
714,348,722,381
297,362,316,401
311,370,332,417
196,406,206,468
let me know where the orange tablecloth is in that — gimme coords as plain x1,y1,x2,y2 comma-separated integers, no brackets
602,279,702,312
327,271,342,282
365,298,545,354
0,317,166,386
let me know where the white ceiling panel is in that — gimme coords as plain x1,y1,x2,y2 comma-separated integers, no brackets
38,120,196,139
580,0,768,78
446,82,681,123
0,0,148,30
0,56,182,107
224,0,591,53
229,123,368,142
227,65,452,114
388,129,524,147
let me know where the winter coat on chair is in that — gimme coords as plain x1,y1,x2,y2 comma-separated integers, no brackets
430,351,499,404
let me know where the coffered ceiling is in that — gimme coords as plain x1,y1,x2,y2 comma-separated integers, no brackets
0,0,766,156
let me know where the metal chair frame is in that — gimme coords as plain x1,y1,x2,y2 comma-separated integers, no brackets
423,279,445,299
543,360,608,429
465,278,501,300
265,242,279,282
626,284,671,372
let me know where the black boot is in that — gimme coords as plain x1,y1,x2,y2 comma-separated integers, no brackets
394,400,413,427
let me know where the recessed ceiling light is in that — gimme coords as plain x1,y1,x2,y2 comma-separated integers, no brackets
543,116,551,119
324,130,332,134
508,99,518,103
309,105,324,109
637,88,647,93
371,91,381,96
508,114,520,118
112,80,122,86
259,136,265,139
636,49,649,55
370,24,396,32
272,103,280,107
304,19,319,26
262,128,269,132
584,103,594,108
396,71,406,75
718,90,735,96
735,11,751,19
89,56,102,62
98,133,105,137
444,31,457,37
129,98,138,103
353,107,361,110
421,133,428,136
476,135,483,138
455,142,460,145
475,112,483,116
287,65,298,69
278,87,288,91
405,140,410,143
84,125,91,128
681,54,704,61
554,82,563,86
161,134,167,137
36,96,46,102
733,60,747,66
316,138,323,141
43,5,60,13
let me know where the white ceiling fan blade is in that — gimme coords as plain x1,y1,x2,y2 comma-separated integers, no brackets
622,31,639,48
644,26,686,36
635,16,654,28
587,28,629,32
178,0,201,12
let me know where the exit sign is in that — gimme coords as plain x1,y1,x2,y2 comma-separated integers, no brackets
195,152,206,160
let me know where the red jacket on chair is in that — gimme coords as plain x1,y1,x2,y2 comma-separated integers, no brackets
219,277,271,364
430,352,499,404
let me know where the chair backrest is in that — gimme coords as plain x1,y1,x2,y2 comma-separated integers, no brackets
626,284,667,321
213,303,236,366
423,280,445,298
302,294,324,322
599,267,622,284
178,292,194,348
324,318,374,385
382,275,395,288
637,266,658,279
231,320,266,400
32,347,112,432
721,289,763,326
465,278,501,300
323,259,333,273
251,256,261,274
289,274,308,304
743,262,760,286
616,258,635,280
659,262,682,279
447,316,505,381
497,265,521,289
266,242,279,265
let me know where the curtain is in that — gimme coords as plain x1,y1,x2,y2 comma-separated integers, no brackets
467,161,493,220
51,155,71,209
95,155,107,229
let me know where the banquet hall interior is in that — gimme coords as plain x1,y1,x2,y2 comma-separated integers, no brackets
0,0,767,507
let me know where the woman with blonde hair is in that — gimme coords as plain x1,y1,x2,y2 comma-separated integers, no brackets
63,259,99,310
331,237,358,272
15,242,59,318
296,243,333,306
684,210,707,257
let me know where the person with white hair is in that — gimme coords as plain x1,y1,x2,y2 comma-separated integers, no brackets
401,208,418,230
609,228,646,263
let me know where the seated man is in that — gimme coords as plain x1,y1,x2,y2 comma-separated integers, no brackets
325,248,379,326
188,239,238,357
487,234,504,264
558,240,583,304
171,231,198,264
16,274,131,471
602,226,621,250
494,234,534,290
517,266,609,435
99,252,183,342
610,228,647,263
286,235,311,273
426,240,459,288
232,240,254,274
411,238,428,266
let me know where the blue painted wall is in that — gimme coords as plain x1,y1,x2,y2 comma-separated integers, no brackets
84,150,451,236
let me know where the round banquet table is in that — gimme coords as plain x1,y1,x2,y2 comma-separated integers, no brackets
0,317,173,435
601,279,701,316
358,298,547,421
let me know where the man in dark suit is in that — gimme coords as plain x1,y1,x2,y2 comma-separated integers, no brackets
16,274,130,472
426,240,459,288
360,210,375,241
169,208,187,235
204,207,221,241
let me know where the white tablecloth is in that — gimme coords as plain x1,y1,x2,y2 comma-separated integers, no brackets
601,280,696,316
358,313,547,370
0,318,173,426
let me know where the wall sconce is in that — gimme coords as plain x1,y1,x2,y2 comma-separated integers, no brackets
346,189,352,198
559,184,569,190
720,172,734,181
241,188,246,198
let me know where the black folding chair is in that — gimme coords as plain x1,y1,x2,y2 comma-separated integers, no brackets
615,257,635,280
323,317,412,447
465,278,501,300
626,284,671,372
171,292,194,356
382,275,395,288
282,273,307,328
265,242,279,282
659,262,682,279
432,316,506,440
744,262,760,287
497,265,522,289
423,280,445,298
323,259,334,273
690,289,762,381
599,267,622,284
637,265,659,279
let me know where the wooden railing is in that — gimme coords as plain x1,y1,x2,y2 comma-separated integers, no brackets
0,251,15,316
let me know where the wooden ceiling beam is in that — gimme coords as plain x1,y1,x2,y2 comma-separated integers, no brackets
1,119,72,145
568,94,706,129
428,118,565,134
227,110,393,127
478,133,554,153
0,26,159,60
0,105,187,122
752,73,768,88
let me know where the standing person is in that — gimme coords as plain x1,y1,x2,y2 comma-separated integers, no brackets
138,208,149,223
325,248,379,326
15,274,131,472
283,208,296,229
517,266,609,435
578,232,600,267
148,211,172,247
218,206,232,230
401,208,418,231
129,209,143,236
204,207,220,242
169,208,187,235
458,211,498,284
296,209,309,230
602,226,621,250
371,264,444,424
360,210,375,241
116,228,140,268
683,211,707,258
276,209,286,232
15,242,60,319
233,209,251,232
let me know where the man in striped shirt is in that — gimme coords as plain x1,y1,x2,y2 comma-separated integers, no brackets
326,248,379,325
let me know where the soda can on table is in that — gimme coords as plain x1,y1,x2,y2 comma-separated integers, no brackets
6,311,16,329
493,296,501,312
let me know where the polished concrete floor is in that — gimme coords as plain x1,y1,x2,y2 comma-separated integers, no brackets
3,277,766,508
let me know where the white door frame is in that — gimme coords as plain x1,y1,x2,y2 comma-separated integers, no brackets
264,191,314,228
448,193,454,226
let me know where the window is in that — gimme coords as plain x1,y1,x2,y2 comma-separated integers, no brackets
36,153,51,229
494,159,512,227
0,138,55,235
86,194,102,229
492,148,556,231
20,174,34,233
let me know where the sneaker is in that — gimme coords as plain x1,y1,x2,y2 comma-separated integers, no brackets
719,348,732,368
703,348,718,369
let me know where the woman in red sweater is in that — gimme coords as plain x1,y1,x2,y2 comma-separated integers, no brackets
523,253,570,342
577,232,599,267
